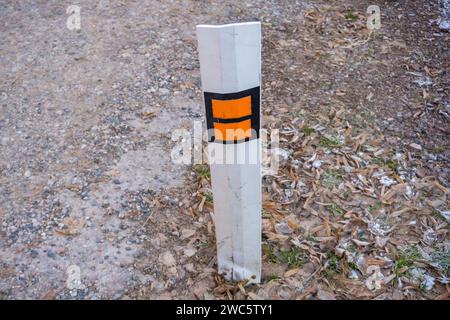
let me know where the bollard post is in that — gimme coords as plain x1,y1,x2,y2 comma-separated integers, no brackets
196,22,262,283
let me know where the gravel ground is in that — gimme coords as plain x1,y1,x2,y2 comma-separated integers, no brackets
0,0,448,300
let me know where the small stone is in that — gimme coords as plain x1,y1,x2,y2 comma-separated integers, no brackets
183,247,197,257
185,263,195,272
160,251,176,267
274,222,293,235
312,159,322,168
133,249,145,259
180,229,196,240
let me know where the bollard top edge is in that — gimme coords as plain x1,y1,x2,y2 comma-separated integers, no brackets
196,21,260,30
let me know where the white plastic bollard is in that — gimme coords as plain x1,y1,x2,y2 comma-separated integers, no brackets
196,22,262,283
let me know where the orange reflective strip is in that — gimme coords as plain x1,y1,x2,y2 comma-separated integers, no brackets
214,119,252,141
212,96,251,119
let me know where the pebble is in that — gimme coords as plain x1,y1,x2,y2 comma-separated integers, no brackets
274,222,294,235
30,250,39,258
160,251,176,267
183,248,197,257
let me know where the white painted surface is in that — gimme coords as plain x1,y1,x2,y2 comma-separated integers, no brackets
197,22,261,94
196,22,262,283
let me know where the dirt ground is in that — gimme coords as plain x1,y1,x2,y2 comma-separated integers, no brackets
0,0,448,300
